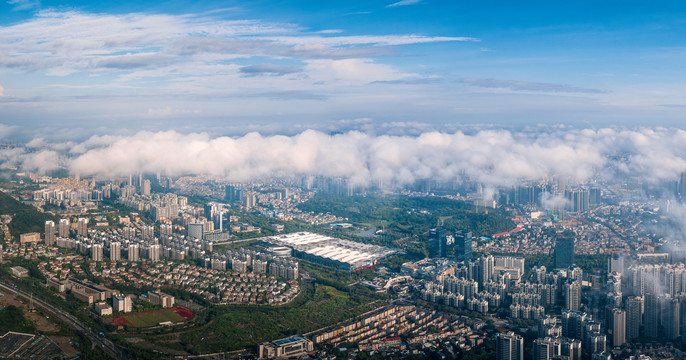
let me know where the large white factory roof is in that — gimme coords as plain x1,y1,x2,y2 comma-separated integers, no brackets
265,232,397,270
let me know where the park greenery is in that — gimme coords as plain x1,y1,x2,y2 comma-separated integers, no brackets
178,280,384,353
0,191,57,239
298,194,515,239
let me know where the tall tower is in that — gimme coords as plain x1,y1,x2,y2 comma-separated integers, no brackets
478,254,494,285
142,225,155,240
454,230,473,262
187,223,204,240
555,237,574,269
128,244,140,262
76,218,88,237
662,296,680,340
428,228,447,258
565,281,581,311
44,220,56,246
496,332,523,360
58,218,70,238
533,338,559,360
141,179,151,196
149,244,161,262
564,188,590,212
611,308,626,347
644,293,659,338
91,244,103,262
560,338,582,360
110,242,121,262
625,296,642,339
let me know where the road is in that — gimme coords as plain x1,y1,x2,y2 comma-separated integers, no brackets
0,280,127,360
213,235,275,245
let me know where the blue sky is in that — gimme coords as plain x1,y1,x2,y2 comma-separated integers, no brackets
1,0,686,139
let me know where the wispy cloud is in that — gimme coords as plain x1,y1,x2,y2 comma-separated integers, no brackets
0,10,474,83
345,11,372,16
386,0,421,8
462,78,606,94
239,63,302,76
317,29,343,34
7,0,39,11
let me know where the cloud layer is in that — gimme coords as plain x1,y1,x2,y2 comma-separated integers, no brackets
4,127,686,193
0,10,474,78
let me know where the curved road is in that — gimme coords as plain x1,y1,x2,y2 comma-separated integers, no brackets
0,281,127,360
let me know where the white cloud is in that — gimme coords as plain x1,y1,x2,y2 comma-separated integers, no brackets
0,124,15,140
0,10,474,80
0,84,4,96
4,127,686,189
7,0,39,10
386,0,422,8
305,59,416,85
462,78,605,94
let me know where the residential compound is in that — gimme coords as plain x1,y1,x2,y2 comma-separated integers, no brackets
30,214,303,305
311,305,481,351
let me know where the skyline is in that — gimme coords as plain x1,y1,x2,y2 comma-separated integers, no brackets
1,1,686,139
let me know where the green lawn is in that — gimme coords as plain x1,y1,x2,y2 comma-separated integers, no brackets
179,282,383,353
126,310,185,328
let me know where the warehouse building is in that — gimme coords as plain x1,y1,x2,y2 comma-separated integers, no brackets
264,232,397,271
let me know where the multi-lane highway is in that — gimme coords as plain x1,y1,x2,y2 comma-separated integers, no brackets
0,280,127,360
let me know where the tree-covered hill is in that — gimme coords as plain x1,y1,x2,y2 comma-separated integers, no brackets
0,191,56,239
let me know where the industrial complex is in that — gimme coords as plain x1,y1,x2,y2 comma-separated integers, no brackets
263,232,398,271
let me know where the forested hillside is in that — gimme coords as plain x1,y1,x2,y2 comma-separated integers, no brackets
0,191,56,239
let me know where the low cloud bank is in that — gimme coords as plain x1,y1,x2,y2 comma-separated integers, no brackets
0,128,685,190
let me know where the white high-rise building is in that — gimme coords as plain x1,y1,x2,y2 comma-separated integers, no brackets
110,242,121,262
148,244,161,262
123,226,136,240
77,218,88,237
187,223,203,240
565,281,581,311
142,225,155,240
112,294,132,313
58,219,70,238
160,223,173,237
128,244,140,262
141,179,151,196
91,243,103,262
612,308,626,347
45,220,56,246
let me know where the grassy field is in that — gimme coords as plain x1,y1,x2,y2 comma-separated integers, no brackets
179,282,383,353
126,310,185,328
